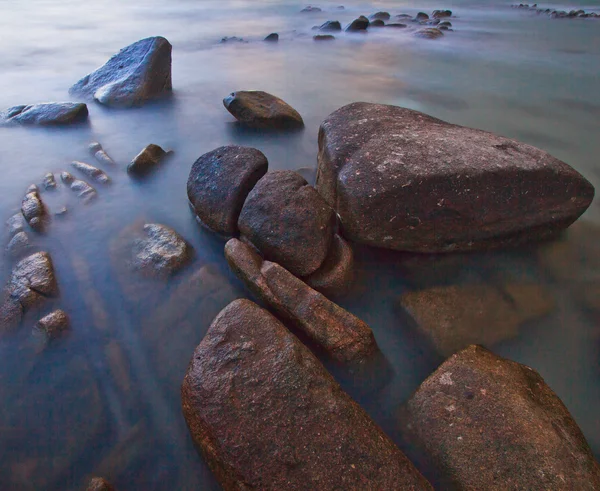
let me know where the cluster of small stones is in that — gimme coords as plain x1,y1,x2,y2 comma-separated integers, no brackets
514,4,600,18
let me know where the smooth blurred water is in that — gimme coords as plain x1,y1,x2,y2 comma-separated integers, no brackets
0,1,599,489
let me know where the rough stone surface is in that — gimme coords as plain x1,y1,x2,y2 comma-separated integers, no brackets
432,9,452,18
238,170,335,277
71,161,110,183
181,299,431,490
319,20,342,31
21,189,45,231
415,27,444,39
346,15,370,31
187,145,268,237
223,91,304,129
1,102,88,125
127,144,167,176
316,103,595,252
70,36,172,107
399,283,555,356
43,173,57,190
61,172,97,201
6,231,30,259
6,213,25,237
89,142,116,166
402,345,600,490
35,309,70,339
305,233,354,297
132,223,190,278
86,477,116,491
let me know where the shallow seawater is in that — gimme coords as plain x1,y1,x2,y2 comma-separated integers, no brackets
0,0,599,489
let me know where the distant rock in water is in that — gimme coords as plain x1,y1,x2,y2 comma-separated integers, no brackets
69,36,172,107
219,36,246,43
432,9,452,18
127,144,168,176
369,11,391,21
415,27,444,39
223,90,304,129
314,34,336,41
415,12,430,21
264,33,279,42
86,477,117,491
316,102,595,252
385,23,407,28
369,19,385,27
301,5,322,12
1,102,88,125
318,20,342,31
401,345,600,489
346,15,370,31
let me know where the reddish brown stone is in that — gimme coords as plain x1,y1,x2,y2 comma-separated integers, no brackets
402,345,600,490
86,477,116,491
304,233,354,297
181,299,431,490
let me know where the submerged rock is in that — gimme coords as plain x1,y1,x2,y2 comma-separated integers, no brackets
319,20,342,31
42,173,57,190
181,299,431,489
127,144,167,176
21,188,46,231
225,239,373,362
415,27,444,39
86,477,117,491
70,36,172,107
89,141,116,166
34,309,70,339
385,23,408,28
369,19,385,27
61,172,97,201
223,90,304,129
238,170,334,277
1,102,88,125
132,223,190,278
402,345,600,490
314,34,336,41
71,161,110,183
6,231,30,259
304,233,354,297
370,11,391,21
220,36,246,43
187,145,268,237
316,102,595,252
399,283,555,356
432,9,452,18
264,32,279,42
346,15,370,31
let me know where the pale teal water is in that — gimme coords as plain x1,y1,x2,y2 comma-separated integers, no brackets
0,1,599,489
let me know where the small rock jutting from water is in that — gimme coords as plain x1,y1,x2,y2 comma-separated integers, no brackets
301,5,322,13
86,477,117,491
346,15,370,31
314,34,336,41
415,12,430,21
132,223,190,279
514,4,600,19
61,172,97,202
264,32,279,42
42,173,57,190
225,239,369,362
401,345,600,489
399,283,555,356
316,102,595,252
21,187,46,232
34,309,70,340
385,23,408,28
89,142,116,166
0,102,88,126
370,11,391,21
127,144,168,176
181,299,432,489
223,90,304,129
415,27,444,39
369,19,385,27
319,20,342,31
219,36,246,44
432,9,452,18
6,231,30,259
70,36,172,107
187,145,268,237
71,161,110,183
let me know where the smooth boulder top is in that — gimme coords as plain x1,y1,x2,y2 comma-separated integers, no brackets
223,90,304,129
1,102,88,125
319,20,342,31
346,15,370,31
402,345,600,489
181,299,432,490
238,170,335,277
70,36,172,107
316,102,595,252
187,145,268,237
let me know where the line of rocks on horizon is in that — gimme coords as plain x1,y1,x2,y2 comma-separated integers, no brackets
513,4,600,18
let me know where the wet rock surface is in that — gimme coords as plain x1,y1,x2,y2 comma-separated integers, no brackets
127,144,168,176
223,90,304,129
305,233,354,297
399,283,555,356
34,309,70,339
346,15,370,31
132,223,190,278
86,477,117,491
71,161,110,183
61,171,97,201
316,102,595,252
432,9,452,18
181,299,431,490
238,170,335,277
70,36,172,107
89,141,116,166
21,188,46,231
1,102,88,125
401,345,600,490
187,145,268,237
369,19,385,27
6,213,25,237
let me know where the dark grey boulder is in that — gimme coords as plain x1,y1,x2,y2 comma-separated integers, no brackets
316,103,595,252
71,161,110,183
415,27,444,39
314,34,336,41
385,23,407,28
223,91,304,129
1,102,88,126
238,170,335,277
132,223,190,278
220,36,246,44
319,20,342,31
369,19,385,27
187,145,268,237
415,12,430,21
69,36,172,107
346,15,370,31
401,345,600,490
370,11,391,20
264,33,279,42
127,144,167,176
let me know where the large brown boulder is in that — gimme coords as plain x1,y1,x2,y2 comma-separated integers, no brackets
316,103,594,252
238,170,335,277
187,145,268,237
181,299,432,490
401,345,600,490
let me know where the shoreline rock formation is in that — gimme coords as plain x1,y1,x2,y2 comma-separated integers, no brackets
0,102,88,125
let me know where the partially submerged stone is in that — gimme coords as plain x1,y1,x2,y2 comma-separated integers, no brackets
399,283,555,356
21,188,45,231
225,239,376,363
238,170,335,277
369,19,386,27
6,213,25,237
304,233,354,297
181,299,431,489
42,173,56,190
223,90,304,129
127,144,167,176
432,9,452,18
6,231,30,259
1,102,88,125
370,11,391,20
70,36,172,107
301,5,322,12
346,15,370,31
402,345,600,489
316,103,595,252
264,32,279,42
61,172,97,201
314,34,336,41
89,141,116,166
187,145,268,237
86,477,116,491
71,161,110,183
319,20,342,31
132,223,190,278
414,27,444,39
34,309,70,339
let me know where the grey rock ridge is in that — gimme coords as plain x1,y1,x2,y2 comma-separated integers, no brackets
401,345,600,490
223,91,304,129
1,102,88,125
70,36,172,107
181,299,432,490
316,102,595,252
